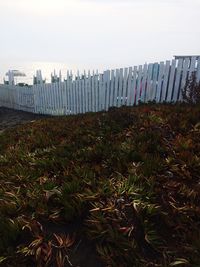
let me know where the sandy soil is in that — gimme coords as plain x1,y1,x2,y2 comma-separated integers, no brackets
0,107,49,133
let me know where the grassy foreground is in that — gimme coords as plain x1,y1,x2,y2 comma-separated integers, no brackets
0,104,200,267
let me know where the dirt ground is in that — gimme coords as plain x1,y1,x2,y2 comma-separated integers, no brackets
0,107,49,133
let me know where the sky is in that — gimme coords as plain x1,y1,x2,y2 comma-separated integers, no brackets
0,0,200,83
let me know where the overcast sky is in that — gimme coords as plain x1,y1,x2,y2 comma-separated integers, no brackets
0,0,200,80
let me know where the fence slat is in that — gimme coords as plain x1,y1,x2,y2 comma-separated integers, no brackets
178,58,190,101
54,82,59,115
73,80,76,114
166,59,176,102
91,71,95,112
88,71,91,112
77,78,80,114
52,83,57,115
136,65,143,105
126,67,132,106
43,83,48,114
85,73,89,113
13,87,17,109
78,75,82,114
47,84,51,115
32,85,36,113
41,83,45,114
122,68,128,106
66,71,70,115
189,56,197,76
78,75,81,114
140,64,148,103
78,76,82,114
57,82,61,115
152,63,159,101
98,74,103,111
54,82,60,115
44,84,48,114
33,85,38,113
109,70,115,108
60,82,65,115
69,78,73,115
45,84,50,114
131,66,137,105
156,62,165,103
51,83,55,115
117,68,123,107
105,70,110,111
161,61,170,102
63,81,66,115
70,73,73,115
80,76,85,113
49,83,53,114
75,78,78,114
71,80,74,115
173,58,183,102
102,71,107,110
113,69,119,107
94,72,99,112
145,64,153,102
51,83,55,114
64,81,67,115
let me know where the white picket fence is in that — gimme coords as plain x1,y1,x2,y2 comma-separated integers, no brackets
0,56,200,115
0,85,35,113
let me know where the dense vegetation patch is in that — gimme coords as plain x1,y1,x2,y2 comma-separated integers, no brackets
0,104,200,267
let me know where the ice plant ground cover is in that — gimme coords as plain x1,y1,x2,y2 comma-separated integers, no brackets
0,104,200,267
